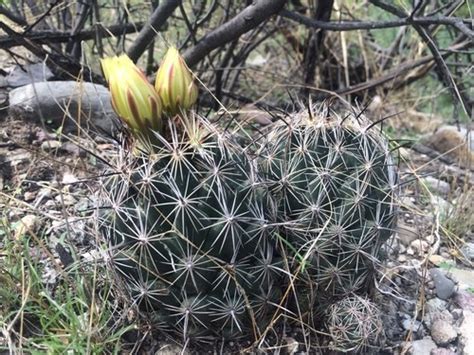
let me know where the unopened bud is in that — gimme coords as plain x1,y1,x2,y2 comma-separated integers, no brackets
155,47,198,115
101,55,162,136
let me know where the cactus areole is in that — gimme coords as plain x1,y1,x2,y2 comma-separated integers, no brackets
98,50,398,343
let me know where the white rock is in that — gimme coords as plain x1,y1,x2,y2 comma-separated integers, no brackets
14,214,40,239
397,222,419,246
40,140,61,150
449,268,474,290
9,81,118,134
425,234,436,245
6,63,53,87
411,239,430,254
459,311,474,354
62,172,78,184
421,176,451,196
409,337,437,355
429,255,447,266
430,319,457,346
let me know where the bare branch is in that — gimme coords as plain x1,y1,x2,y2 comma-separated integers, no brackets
0,23,144,49
127,0,180,62
280,10,474,40
183,0,288,67
369,0,471,116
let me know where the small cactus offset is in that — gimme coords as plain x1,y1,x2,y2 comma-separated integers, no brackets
326,295,385,353
259,104,398,303
97,48,398,344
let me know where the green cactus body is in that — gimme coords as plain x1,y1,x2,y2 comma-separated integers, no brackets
98,105,398,342
258,105,398,303
100,114,282,340
326,295,385,353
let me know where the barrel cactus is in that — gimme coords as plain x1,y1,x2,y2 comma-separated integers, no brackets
99,113,282,340
326,295,385,353
96,48,398,344
258,105,398,305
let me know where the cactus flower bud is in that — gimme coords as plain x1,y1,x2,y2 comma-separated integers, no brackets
101,55,162,136
155,47,198,115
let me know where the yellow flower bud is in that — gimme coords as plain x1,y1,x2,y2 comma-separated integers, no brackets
101,55,162,136
155,47,198,115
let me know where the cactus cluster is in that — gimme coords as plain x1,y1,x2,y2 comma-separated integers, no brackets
97,48,398,344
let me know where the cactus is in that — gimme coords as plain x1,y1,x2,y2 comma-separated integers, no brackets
258,104,398,304
326,295,385,353
99,113,286,340
98,49,398,342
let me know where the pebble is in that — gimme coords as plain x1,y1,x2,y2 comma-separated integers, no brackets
61,172,78,185
430,319,457,346
425,234,436,245
41,140,62,150
429,268,456,300
24,190,37,202
454,291,474,312
425,298,453,328
411,239,430,255
461,242,474,261
398,223,420,246
398,254,408,263
409,337,437,355
430,195,453,217
9,81,117,135
421,176,451,196
449,268,474,290
155,344,189,355
402,318,422,332
430,348,456,355
55,194,76,206
6,63,54,87
459,311,474,354
14,214,40,239
60,142,84,156
429,255,447,266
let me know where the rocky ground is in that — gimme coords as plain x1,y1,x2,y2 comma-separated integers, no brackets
1,63,473,354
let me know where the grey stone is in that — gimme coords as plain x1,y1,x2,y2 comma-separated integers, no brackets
430,348,456,355
9,81,118,135
0,75,7,88
155,344,189,355
430,195,453,218
409,337,437,355
398,222,420,246
430,268,456,300
411,239,430,255
421,176,451,196
425,299,453,328
461,243,474,261
459,311,474,355
403,318,422,332
40,140,61,150
430,319,457,346
6,63,54,87
454,291,474,312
